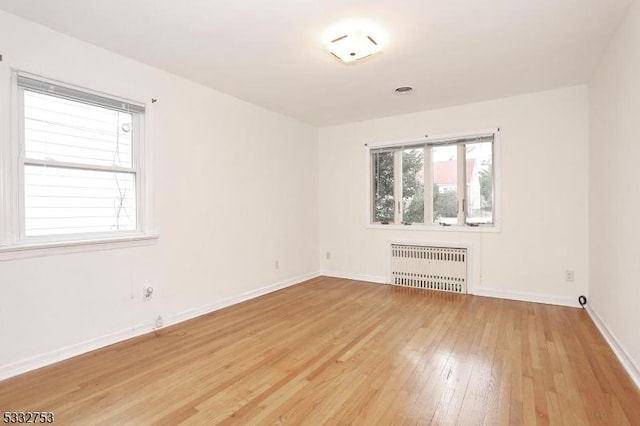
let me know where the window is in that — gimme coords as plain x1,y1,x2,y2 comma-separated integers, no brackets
370,131,497,228
1,73,153,250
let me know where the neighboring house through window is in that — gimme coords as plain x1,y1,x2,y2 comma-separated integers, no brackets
369,130,498,228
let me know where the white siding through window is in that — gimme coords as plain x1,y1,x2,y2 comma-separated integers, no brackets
24,90,133,168
24,166,136,236
20,87,139,238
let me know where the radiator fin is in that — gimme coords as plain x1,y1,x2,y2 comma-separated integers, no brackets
390,244,467,294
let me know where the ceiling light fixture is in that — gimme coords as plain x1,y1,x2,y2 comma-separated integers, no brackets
327,30,381,63
322,20,387,64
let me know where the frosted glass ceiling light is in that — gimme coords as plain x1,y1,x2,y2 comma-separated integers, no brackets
327,30,381,63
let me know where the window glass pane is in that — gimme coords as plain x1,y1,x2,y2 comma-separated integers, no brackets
24,90,133,168
24,165,136,236
372,151,394,223
432,145,458,224
402,147,424,224
466,142,493,224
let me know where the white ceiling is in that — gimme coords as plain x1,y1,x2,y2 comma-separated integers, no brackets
0,0,632,126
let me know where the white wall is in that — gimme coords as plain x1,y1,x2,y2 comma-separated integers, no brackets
0,10,319,377
0,6,609,381
589,0,640,381
319,86,589,305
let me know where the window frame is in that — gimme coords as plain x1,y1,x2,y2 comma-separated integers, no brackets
366,129,501,232
0,70,157,260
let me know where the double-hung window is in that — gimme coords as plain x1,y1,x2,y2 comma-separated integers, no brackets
370,130,498,228
2,73,151,249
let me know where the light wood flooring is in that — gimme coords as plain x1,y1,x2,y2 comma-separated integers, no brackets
1,276,639,425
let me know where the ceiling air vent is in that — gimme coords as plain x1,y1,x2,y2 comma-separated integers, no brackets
394,86,414,94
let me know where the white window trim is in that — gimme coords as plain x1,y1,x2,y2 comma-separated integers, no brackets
0,235,158,261
365,128,501,233
0,70,158,260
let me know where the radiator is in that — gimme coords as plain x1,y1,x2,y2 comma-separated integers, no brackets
390,244,467,294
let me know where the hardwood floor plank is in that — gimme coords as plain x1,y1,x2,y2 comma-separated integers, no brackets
1,277,639,425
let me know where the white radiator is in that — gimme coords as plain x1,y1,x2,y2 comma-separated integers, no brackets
390,244,467,294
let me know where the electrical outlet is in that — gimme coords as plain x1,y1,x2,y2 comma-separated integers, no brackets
143,285,154,301
565,270,575,282
326,251,331,260
155,315,163,329
275,260,279,270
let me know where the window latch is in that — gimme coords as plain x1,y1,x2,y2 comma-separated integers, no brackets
457,199,466,215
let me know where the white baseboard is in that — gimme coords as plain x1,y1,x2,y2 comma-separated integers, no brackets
585,306,640,390
321,270,387,284
166,271,321,327
0,321,157,382
320,273,580,308
0,271,321,381
472,287,580,308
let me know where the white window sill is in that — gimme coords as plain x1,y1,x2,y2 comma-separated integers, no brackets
367,224,500,233
0,234,159,261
